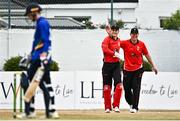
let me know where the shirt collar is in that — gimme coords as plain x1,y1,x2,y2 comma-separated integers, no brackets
110,36,119,41
129,39,139,45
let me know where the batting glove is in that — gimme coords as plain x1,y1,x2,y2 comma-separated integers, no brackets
40,52,48,67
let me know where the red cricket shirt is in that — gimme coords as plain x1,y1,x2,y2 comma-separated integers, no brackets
101,36,121,63
121,39,149,71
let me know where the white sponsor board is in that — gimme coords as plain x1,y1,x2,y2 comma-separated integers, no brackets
0,72,180,110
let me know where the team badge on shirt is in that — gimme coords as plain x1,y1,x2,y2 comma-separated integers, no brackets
137,46,140,51
131,53,135,57
118,42,120,47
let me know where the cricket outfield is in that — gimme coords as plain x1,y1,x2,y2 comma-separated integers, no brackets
0,109,180,120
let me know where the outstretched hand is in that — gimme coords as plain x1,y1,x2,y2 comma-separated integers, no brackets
152,66,158,75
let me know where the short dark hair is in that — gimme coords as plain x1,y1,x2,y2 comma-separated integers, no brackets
110,24,119,30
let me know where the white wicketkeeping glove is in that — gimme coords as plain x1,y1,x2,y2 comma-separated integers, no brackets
114,51,121,59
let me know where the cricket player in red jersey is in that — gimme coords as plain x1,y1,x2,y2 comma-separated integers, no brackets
121,27,158,113
101,24,123,113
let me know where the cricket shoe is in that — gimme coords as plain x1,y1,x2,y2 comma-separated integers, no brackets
129,105,133,112
50,111,60,118
16,113,30,119
29,111,36,118
105,109,110,113
130,108,138,113
114,107,120,113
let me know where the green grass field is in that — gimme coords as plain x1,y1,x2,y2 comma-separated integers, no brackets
1,109,180,120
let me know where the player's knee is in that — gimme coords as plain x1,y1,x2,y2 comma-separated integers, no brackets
47,87,53,92
49,91,55,97
115,83,123,91
103,85,111,92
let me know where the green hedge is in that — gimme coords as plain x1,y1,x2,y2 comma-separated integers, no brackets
3,56,59,71
120,60,152,71
143,60,152,71
85,21,97,29
3,56,22,71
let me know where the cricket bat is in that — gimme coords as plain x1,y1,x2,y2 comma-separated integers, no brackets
24,67,44,102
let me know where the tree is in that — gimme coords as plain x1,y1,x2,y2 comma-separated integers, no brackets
162,10,180,30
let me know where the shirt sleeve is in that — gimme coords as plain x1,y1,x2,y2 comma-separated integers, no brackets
38,21,51,53
120,40,126,49
101,37,114,56
31,41,35,54
142,42,149,55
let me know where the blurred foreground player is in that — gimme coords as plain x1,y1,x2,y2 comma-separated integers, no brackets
17,3,59,118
